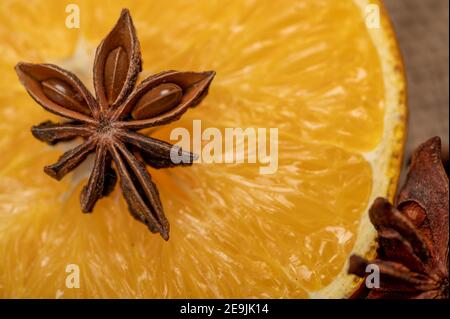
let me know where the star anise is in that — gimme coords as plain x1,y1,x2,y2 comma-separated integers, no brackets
15,9,215,240
348,137,449,298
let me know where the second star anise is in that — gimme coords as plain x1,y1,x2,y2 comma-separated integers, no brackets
15,9,215,240
348,137,449,298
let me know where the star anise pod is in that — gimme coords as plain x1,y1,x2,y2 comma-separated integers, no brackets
15,9,215,240
348,137,449,298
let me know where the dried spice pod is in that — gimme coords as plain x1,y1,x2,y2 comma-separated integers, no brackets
31,120,92,145
93,8,141,109
15,8,215,240
41,78,92,115
131,83,183,120
348,137,449,299
15,63,97,121
114,70,215,129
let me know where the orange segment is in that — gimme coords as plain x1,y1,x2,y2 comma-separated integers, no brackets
0,0,405,298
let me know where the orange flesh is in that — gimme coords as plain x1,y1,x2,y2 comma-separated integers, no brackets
0,0,384,298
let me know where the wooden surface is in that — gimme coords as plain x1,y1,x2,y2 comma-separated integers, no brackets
384,0,449,179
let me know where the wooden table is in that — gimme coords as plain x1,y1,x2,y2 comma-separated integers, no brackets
385,0,449,180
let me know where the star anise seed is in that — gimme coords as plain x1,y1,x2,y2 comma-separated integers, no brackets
15,9,215,240
348,137,449,298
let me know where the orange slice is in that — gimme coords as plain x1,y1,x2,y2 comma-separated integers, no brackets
0,0,406,298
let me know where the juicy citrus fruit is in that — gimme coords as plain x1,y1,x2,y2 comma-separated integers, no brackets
0,0,406,298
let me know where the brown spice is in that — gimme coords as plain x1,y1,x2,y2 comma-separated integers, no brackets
348,137,449,298
15,9,215,240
